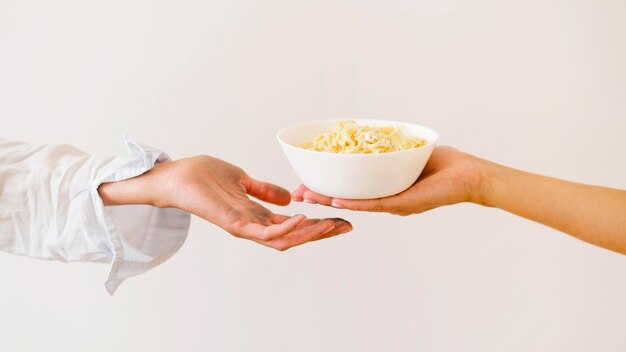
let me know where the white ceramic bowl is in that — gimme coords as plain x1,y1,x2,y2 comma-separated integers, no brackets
277,119,439,199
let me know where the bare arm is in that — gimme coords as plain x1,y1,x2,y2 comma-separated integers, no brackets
478,159,626,253
293,147,626,254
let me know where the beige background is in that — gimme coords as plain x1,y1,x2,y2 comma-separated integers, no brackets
1,0,626,351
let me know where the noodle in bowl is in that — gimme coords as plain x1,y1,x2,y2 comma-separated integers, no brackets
277,119,439,199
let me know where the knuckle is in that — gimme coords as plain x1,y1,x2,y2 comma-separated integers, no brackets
190,154,212,163
257,182,270,194
274,243,290,252
389,208,410,216
225,223,245,239
228,229,244,238
258,233,273,242
370,205,385,212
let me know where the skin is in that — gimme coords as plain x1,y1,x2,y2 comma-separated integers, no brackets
98,155,352,251
292,146,626,255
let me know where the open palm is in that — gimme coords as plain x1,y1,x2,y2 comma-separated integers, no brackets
149,155,352,250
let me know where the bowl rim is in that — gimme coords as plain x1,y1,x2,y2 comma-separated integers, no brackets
276,118,439,157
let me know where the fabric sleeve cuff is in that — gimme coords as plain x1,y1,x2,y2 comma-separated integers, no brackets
89,137,191,295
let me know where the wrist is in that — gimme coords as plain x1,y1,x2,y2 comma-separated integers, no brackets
98,164,162,207
470,156,511,208
467,155,498,207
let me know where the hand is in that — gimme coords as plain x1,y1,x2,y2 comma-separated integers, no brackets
98,155,352,251
294,146,626,255
291,146,486,215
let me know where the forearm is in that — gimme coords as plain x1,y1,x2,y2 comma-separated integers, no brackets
477,158,626,253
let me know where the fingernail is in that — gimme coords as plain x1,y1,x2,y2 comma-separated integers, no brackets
331,201,344,209
292,197,303,202
303,199,317,204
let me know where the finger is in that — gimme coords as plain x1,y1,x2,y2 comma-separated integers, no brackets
245,176,291,206
270,213,290,224
272,215,351,235
291,185,334,206
302,189,334,206
266,219,336,251
235,214,307,242
311,218,353,242
330,196,402,213
290,184,308,202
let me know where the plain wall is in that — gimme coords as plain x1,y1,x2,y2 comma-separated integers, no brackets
1,0,625,351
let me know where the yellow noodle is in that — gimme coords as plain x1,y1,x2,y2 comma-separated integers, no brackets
300,120,426,154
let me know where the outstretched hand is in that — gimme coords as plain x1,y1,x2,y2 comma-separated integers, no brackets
291,146,485,215
294,145,626,256
99,155,352,251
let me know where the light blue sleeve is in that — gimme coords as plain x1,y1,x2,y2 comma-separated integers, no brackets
0,137,191,294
